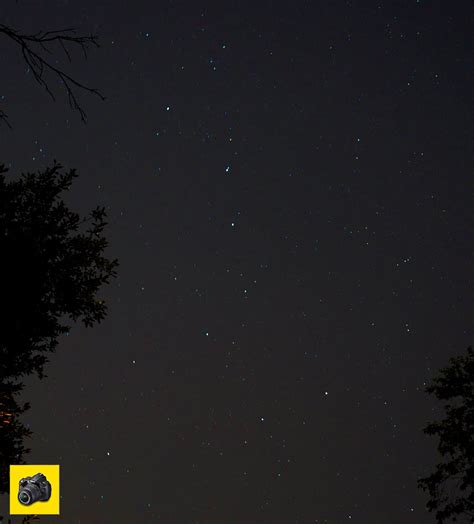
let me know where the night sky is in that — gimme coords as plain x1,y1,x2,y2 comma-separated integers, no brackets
1,1,473,523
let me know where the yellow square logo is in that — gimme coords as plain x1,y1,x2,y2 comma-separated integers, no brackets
9,465,60,515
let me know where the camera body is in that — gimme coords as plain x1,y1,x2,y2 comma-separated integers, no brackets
18,473,52,505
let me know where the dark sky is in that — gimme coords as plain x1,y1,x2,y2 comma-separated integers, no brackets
1,1,473,522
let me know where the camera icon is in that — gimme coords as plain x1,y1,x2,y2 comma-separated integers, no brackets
10,464,60,515
18,473,52,506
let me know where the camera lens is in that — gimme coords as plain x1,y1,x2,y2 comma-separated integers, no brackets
18,491,31,505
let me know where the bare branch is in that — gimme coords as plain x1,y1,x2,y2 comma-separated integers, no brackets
0,109,12,129
0,23,105,126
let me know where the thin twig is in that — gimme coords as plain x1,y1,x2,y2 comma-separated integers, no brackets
0,23,105,125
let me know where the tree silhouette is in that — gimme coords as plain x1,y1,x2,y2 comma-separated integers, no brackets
1,9,109,520
0,381,31,496
0,21,105,127
418,346,474,522
0,161,118,495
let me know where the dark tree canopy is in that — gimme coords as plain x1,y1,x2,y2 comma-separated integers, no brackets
418,346,474,523
0,161,118,494
0,381,31,497
0,161,118,381
0,6,109,513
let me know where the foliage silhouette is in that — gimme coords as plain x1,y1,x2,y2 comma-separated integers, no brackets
1,9,108,519
0,382,31,497
0,161,118,495
418,346,474,522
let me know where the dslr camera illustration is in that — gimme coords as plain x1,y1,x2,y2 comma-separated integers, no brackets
18,473,52,506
